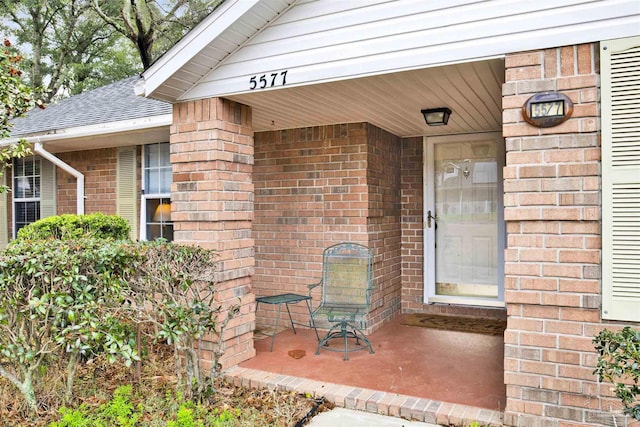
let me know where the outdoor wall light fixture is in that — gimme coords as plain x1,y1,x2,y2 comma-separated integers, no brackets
421,107,452,126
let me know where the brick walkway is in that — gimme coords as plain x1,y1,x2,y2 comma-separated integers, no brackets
224,366,504,426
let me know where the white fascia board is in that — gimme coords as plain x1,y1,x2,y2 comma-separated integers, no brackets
3,114,173,146
179,0,640,101
141,0,262,99
182,10,640,101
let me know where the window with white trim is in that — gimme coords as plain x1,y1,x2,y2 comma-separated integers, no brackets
142,143,173,241
13,156,40,234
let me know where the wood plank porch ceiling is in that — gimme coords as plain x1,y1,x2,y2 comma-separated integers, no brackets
227,58,504,138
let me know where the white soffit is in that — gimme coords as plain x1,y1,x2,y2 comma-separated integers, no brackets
143,0,640,103
227,58,505,138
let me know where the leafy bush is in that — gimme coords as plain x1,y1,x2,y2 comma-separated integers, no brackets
0,238,140,411
16,213,131,240
167,403,204,427
98,385,144,427
0,236,238,412
51,405,94,427
594,327,640,420
51,385,143,427
132,240,239,399
167,403,239,427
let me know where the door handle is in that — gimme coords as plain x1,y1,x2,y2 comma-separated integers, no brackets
427,210,438,228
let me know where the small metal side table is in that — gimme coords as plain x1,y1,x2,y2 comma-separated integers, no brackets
255,293,319,351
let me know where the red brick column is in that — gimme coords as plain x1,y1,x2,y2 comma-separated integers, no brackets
502,44,630,426
170,97,255,368
400,137,424,312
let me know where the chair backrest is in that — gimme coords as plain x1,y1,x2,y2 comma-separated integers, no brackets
320,242,374,309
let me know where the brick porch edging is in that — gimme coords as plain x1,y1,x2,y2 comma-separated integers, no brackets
223,366,504,426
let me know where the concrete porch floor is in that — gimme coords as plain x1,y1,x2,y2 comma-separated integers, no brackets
226,313,505,426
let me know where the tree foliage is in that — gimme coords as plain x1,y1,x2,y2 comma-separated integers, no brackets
1,0,225,101
93,0,225,70
0,38,40,191
0,0,140,102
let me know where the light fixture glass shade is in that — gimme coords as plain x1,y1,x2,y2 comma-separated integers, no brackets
421,107,452,126
152,202,171,222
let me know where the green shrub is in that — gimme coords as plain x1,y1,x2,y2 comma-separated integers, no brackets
594,327,640,420
0,236,236,412
167,403,204,427
16,213,131,240
50,405,94,427
51,385,143,427
133,240,238,400
166,402,238,427
0,238,140,411
98,385,144,427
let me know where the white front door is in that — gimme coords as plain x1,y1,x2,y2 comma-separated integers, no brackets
424,132,505,307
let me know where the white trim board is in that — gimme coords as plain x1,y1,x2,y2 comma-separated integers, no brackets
142,0,640,103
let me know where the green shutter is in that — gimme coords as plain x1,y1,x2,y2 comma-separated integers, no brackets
0,173,8,248
40,159,57,219
117,147,138,240
601,36,640,322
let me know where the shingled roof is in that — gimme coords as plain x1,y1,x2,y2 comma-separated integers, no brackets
10,76,172,137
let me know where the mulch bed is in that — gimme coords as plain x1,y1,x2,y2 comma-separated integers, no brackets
0,341,333,426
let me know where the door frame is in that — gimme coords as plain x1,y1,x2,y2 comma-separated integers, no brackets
423,132,506,307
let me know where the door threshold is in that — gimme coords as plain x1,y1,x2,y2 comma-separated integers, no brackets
426,296,505,308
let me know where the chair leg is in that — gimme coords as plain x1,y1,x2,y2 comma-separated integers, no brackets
316,321,374,361
342,322,349,361
315,322,343,355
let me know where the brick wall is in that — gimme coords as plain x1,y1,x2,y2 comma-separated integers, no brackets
503,43,634,426
253,123,402,332
57,147,135,215
366,125,402,326
6,147,138,238
401,137,424,312
170,97,256,369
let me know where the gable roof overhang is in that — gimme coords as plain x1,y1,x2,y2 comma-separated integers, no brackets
139,0,295,103
139,0,640,138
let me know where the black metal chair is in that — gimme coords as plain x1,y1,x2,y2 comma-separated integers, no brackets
308,242,374,361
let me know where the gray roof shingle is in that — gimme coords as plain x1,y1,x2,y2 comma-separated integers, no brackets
10,76,172,137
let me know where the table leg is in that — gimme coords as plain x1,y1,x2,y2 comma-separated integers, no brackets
270,302,283,352
284,303,296,334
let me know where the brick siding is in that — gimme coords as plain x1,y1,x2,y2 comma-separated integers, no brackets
253,123,402,332
6,147,139,237
503,43,635,426
400,137,424,313
366,125,402,326
57,147,137,216
170,97,256,369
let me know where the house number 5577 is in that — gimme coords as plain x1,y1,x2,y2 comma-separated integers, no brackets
249,70,288,90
